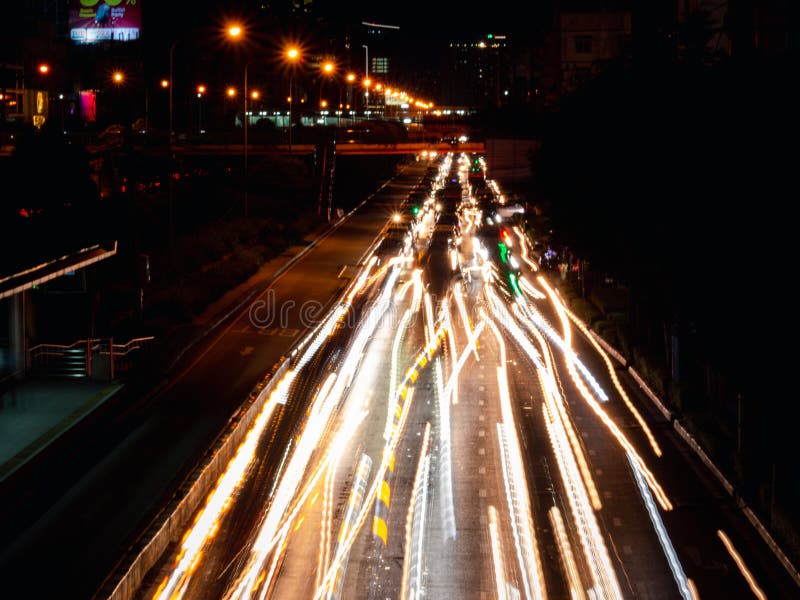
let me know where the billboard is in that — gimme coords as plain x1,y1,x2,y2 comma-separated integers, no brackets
70,0,141,44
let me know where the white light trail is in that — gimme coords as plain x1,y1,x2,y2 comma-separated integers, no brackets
324,454,373,600
541,400,623,599
489,505,510,600
314,327,449,599
401,423,432,600
486,316,547,600
548,506,587,600
627,454,694,600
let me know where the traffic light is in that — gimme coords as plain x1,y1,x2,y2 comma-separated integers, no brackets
411,205,420,216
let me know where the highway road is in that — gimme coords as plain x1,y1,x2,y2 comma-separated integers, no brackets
0,162,429,598
133,153,800,600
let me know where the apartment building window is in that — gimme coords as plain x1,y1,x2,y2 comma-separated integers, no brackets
574,35,592,54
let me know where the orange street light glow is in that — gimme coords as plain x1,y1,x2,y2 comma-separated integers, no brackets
250,90,260,100
226,87,237,97
346,73,356,83
363,78,372,87
322,62,334,74
112,71,124,83
38,64,50,74
286,47,299,60
320,100,328,108
227,25,242,38
197,84,206,94
160,79,169,88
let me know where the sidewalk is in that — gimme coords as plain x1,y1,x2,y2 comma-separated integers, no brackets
0,380,123,482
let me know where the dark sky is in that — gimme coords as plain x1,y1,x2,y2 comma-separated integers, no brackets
327,1,554,43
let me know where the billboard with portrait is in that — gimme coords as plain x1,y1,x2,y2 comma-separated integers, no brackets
69,0,141,44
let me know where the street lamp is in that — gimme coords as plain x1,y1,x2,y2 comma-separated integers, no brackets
196,84,206,133
320,60,335,126
168,40,179,146
346,72,356,123
284,46,301,151
362,77,371,117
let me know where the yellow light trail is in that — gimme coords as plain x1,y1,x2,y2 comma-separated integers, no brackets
548,506,587,600
154,371,295,600
525,316,602,511
228,262,402,599
717,530,768,600
513,226,539,272
454,281,480,361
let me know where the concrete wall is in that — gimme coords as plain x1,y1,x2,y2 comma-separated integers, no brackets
485,138,540,184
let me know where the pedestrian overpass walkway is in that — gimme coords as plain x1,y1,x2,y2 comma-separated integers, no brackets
0,380,122,482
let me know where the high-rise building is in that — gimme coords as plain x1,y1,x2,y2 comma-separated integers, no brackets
442,34,514,109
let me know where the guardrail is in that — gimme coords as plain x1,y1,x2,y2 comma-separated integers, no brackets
100,357,292,600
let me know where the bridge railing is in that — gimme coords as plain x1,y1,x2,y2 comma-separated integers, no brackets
26,336,155,380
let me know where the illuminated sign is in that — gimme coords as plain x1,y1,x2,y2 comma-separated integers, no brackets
69,0,141,44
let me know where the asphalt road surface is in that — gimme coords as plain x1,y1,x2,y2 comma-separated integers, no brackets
0,162,429,599
134,153,800,600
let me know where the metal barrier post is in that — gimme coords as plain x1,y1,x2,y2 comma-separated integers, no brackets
110,337,115,381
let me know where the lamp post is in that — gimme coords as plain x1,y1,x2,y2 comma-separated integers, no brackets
362,45,369,117
168,40,179,148
285,46,300,152
320,61,334,127
196,84,206,133
362,77,371,118
226,25,256,216
346,72,356,124
244,62,250,215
